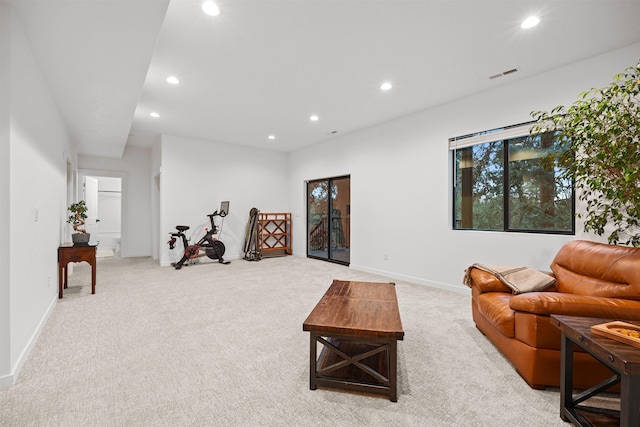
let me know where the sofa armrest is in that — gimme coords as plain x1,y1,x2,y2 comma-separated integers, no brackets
468,268,511,293
467,267,558,294
510,292,640,320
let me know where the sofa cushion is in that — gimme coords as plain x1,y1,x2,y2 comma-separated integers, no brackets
551,240,640,300
509,292,640,320
514,312,562,350
477,292,515,337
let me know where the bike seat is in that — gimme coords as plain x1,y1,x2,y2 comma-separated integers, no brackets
176,225,190,232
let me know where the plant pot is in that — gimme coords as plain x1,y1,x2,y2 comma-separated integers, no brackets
72,233,91,245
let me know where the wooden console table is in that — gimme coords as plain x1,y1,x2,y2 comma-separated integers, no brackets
303,280,404,401
58,243,97,299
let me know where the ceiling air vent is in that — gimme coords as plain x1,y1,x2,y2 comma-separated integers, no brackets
489,68,519,80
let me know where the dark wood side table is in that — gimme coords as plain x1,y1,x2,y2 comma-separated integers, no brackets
551,314,640,427
58,243,97,299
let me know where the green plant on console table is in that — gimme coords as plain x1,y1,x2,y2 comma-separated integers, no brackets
531,61,640,246
67,200,88,234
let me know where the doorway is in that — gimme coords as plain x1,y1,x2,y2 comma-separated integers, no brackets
307,175,350,265
80,171,124,254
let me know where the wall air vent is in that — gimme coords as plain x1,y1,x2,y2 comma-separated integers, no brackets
489,68,519,80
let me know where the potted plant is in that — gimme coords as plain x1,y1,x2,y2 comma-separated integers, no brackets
67,200,90,245
531,61,640,246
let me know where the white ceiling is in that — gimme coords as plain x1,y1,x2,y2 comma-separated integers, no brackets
9,0,640,157
8,0,169,158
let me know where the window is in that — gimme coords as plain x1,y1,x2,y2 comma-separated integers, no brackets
451,122,574,234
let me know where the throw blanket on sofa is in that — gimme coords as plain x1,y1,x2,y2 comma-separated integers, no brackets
463,263,556,294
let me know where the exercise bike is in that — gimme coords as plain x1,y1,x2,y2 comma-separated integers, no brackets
168,201,231,269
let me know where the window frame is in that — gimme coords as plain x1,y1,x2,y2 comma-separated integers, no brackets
450,122,575,235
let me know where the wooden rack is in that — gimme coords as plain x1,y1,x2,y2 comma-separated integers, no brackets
259,212,292,257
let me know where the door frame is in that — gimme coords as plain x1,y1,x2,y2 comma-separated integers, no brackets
306,175,350,266
78,169,127,255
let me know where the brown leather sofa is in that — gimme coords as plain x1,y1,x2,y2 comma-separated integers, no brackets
469,240,640,389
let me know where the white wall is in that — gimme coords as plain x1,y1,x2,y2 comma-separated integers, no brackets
159,134,288,266
150,138,161,260
0,2,11,388
79,146,151,257
0,3,76,388
288,43,640,292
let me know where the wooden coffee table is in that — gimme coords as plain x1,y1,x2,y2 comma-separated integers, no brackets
303,280,404,401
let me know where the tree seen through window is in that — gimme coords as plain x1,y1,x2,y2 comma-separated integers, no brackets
453,130,573,233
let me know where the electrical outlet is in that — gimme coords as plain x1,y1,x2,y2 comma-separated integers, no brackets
384,253,388,261
47,276,50,287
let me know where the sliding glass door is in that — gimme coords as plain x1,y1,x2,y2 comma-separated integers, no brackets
307,176,350,265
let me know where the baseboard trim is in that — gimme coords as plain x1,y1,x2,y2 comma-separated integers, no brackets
0,371,14,389
0,293,57,390
293,254,467,294
349,263,468,294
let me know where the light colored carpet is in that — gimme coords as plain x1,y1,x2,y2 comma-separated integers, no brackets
1,255,573,426
96,249,114,258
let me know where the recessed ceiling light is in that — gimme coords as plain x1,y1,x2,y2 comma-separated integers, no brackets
166,76,180,85
521,16,541,29
380,82,392,91
202,1,221,16
150,112,160,118
310,115,319,122
268,135,275,140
